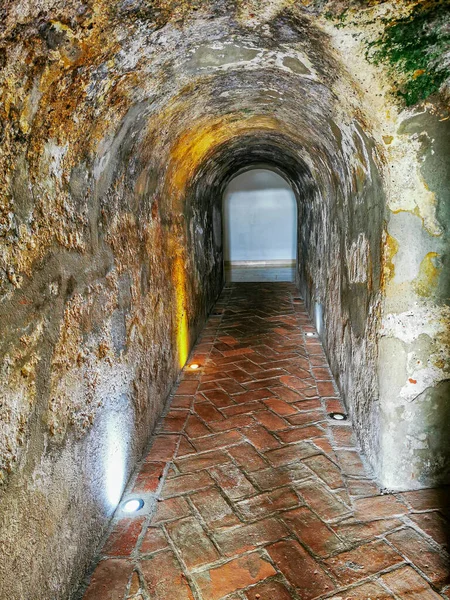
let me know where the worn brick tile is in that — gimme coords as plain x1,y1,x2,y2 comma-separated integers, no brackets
271,386,304,403
410,511,449,547
160,412,189,433
193,430,244,452
175,449,230,473
381,565,444,599
132,462,165,493
335,517,403,544
162,471,214,498
146,435,179,462
210,414,255,432
177,380,199,395
141,550,195,599
236,487,301,520
190,487,240,529
335,450,367,476
302,454,344,489
264,441,319,466
330,425,357,447
166,517,219,568
83,559,134,600
228,442,268,471
202,389,236,408
400,488,450,513
324,540,404,585
347,478,380,497
386,527,450,588
171,395,195,409
140,527,169,554
296,480,350,521
311,436,336,457
220,378,247,394
215,517,289,556
325,398,345,413
176,436,197,458
223,401,265,417
254,410,288,431
195,402,225,423
267,540,335,598
209,463,256,500
102,517,145,557
327,582,394,599
244,578,293,600
241,424,281,450
233,389,273,403
185,415,211,438
353,494,408,520
277,424,324,444
251,463,310,491
286,410,325,427
283,506,347,556
151,496,191,524
262,397,297,416
194,553,276,600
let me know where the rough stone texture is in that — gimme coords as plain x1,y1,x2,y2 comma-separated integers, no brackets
0,1,449,599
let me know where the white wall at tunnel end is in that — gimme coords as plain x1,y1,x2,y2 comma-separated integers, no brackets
223,169,297,264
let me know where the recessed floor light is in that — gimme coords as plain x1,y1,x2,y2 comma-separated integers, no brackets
189,363,200,370
328,412,347,421
122,498,144,513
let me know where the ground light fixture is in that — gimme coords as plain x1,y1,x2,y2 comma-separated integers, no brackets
328,412,347,421
121,498,144,513
189,363,200,370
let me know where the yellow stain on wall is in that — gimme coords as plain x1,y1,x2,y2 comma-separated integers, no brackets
414,252,440,298
172,250,189,368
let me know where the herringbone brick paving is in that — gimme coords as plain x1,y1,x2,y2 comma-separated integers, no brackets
82,283,450,600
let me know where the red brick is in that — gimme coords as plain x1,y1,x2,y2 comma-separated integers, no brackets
244,377,282,391
263,396,297,416
171,395,194,409
220,378,246,394
226,368,253,383
166,517,219,568
271,386,304,403
162,471,214,498
311,436,336,457
326,582,394,599
194,553,276,600
251,463,309,491
175,449,230,473
184,415,211,438
244,579,292,600
210,414,255,432
312,367,332,380
279,375,316,392
83,559,133,600
330,425,356,446
141,550,194,599
335,450,367,476
381,565,444,599
160,411,188,433
233,389,272,403
176,380,199,395
267,540,335,598
193,430,243,452
410,511,449,547
146,435,179,461
277,424,324,444
176,436,196,458
353,494,407,520
325,397,345,413
254,410,288,431
400,488,450,513
140,527,169,554
286,410,325,426
194,402,225,422
347,478,380,497
324,540,403,585
386,527,450,588
215,517,289,556
222,347,255,357
264,441,318,466
292,398,323,411
151,496,191,524
132,462,165,493
228,442,268,471
236,487,301,520
189,487,240,529
241,424,280,450
335,517,403,544
202,389,235,408
102,517,145,557
296,480,350,521
209,463,256,500
303,454,344,489
223,401,265,417
283,506,347,556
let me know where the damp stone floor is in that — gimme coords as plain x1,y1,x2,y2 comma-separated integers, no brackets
81,283,450,600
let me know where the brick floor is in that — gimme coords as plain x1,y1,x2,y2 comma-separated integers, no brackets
81,283,450,600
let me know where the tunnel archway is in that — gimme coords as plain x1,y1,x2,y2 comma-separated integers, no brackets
223,167,298,282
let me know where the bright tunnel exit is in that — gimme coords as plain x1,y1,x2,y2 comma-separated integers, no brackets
223,168,297,282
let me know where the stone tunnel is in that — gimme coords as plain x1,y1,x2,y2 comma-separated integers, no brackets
0,1,449,599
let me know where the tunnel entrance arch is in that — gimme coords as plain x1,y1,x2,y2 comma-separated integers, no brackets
222,167,298,282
